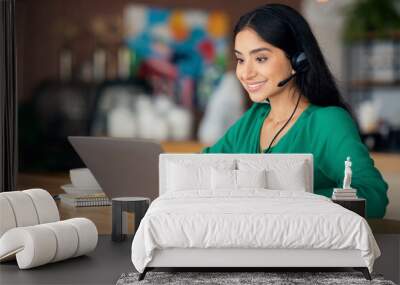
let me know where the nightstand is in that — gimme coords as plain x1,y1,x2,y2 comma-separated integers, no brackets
331,198,366,218
112,197,150,242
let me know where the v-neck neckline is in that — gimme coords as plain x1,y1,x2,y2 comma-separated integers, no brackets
257,103,313,153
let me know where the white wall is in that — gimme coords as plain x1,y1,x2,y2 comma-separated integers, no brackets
301,0,354,90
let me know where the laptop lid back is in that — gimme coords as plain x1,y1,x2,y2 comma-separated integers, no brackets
68,136,163,201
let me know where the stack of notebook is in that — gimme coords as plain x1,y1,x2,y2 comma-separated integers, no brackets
59,193,111,207
332,188,358,200
59,168,110,207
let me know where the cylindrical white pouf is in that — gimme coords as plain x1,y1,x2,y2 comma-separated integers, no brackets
0,192,39,227
23,189,59,224
0,196,17,237
62,218,98,257
0,226,57,269
42,221,79,262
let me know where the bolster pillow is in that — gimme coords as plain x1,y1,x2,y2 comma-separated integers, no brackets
0,218,98,269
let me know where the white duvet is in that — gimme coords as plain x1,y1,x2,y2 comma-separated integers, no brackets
131,189,380,273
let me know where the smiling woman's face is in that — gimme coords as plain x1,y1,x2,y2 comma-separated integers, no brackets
234,28,294,103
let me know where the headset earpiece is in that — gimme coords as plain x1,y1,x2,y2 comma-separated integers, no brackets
291,52,308,73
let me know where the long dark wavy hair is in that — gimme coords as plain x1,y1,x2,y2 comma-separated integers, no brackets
233,3,352,114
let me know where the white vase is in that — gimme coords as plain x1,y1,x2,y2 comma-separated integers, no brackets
166,107,192,141
107,103,137,138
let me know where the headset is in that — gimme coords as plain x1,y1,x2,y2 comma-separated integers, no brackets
277,51,309,87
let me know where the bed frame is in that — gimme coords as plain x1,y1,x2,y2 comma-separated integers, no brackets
138,154,372,281
140,248,371,280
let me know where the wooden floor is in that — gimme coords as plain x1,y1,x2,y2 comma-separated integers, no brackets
16,142,400,235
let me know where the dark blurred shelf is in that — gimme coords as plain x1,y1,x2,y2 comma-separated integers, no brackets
349,80,400,89
361,131,400,153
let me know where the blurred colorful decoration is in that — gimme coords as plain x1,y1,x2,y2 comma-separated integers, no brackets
170,11,189,42
123,5,229,110
139,58,178,98
207,11,229,38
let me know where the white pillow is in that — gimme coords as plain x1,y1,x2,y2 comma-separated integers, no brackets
167,160,235,191
211,168,267,190
266,164,307,191
167,163,208,191
211,168,236,190
236,169,267,188
237,159,309,192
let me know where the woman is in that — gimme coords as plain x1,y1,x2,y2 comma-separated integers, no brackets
201,4,388,218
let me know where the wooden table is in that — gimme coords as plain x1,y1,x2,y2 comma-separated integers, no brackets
16,142,400,235
17,141,207,234
17,172,400,235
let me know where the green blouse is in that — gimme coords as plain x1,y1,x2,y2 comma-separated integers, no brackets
201,102,389,218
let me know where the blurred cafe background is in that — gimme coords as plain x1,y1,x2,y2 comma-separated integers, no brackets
14,0,400,219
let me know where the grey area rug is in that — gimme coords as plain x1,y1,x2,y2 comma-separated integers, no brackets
116,271,396,285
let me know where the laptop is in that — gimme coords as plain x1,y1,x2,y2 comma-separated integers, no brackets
68,136,163,201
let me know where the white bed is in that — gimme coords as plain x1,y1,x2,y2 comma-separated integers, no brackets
131,154,380,281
